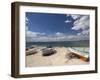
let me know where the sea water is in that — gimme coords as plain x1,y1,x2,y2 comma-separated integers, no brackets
26,40,89,48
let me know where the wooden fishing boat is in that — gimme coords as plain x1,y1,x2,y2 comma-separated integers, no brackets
26,49,37,56
42,48,57,56
68,47,89,62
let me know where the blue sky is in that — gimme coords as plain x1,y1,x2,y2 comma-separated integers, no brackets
26,12,89,42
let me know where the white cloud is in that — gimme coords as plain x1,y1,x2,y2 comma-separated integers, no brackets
72,15,89,40
66,14,89,31
70,14,81,20
81,29,89,35
26,15,89,42
26,31,46,42
26,26,28,31
77,29,89,37
26,17,29,22
65,14,89,40
26,31,38,37
65,20,71,23
55,32,64,36
66,14,81,20
26,31,89,42
72,15,89,30
25,17,46,42
25,17,29,31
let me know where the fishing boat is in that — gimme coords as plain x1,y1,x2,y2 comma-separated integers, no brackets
42,48,57,56
68,47,89,62
26,48,37,56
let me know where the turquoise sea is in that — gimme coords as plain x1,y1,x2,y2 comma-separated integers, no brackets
26,40,89,48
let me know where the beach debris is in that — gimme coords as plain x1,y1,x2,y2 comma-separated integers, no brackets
26,49,37,56
65,52,80,63
42,48,57,56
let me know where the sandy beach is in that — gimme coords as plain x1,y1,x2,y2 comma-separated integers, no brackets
26,46,89,67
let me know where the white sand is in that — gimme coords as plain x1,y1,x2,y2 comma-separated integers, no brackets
26,47,89,67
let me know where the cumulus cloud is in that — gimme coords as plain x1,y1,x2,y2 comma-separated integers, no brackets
73,15,89,40
73,15,90,40
26,31,89,42
65,20,72,23
26,31,46,42
25,17,29,31
26,17,29,23
55,32,65,36
77,29,89,36
66,14,89,31
25,17,46,42
65,14,89,40
72,15,89,30
70,14,81,20
66,14,81,20
26,14,89,42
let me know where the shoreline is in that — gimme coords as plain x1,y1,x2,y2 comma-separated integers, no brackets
26,46,89,67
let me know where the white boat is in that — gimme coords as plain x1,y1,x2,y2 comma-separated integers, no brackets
68,47,89,61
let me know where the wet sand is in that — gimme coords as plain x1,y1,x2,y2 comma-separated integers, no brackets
26,47,89,67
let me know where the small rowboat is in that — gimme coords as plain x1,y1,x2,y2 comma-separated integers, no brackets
42,48,57,56
26,49,37,56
